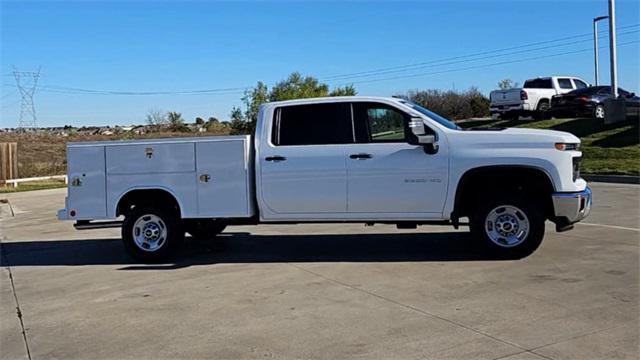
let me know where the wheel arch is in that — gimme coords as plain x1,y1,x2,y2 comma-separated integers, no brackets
536,97,550,107
451,165,556,224
115,187,183,218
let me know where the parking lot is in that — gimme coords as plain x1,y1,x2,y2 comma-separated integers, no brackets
1,183,638,359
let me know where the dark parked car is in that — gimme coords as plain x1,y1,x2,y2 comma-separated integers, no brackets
550,86,640,119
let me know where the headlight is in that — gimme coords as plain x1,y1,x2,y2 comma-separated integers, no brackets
573,157,581,181
555,143,580,151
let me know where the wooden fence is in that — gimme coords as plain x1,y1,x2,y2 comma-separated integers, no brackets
0,142,18,183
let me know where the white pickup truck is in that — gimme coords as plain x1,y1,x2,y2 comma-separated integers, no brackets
58,96,591,261
490,76,590,120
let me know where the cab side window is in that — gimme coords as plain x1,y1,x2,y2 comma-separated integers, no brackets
558,78,574,89
573,79,588,89
352,102,412,143
272,103,353,146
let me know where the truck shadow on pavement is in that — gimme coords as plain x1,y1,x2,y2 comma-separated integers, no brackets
0,231,515,269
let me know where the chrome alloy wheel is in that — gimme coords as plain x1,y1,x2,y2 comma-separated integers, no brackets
484,205,530,248
132,214,167,252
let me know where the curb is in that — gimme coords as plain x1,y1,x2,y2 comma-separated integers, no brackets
0,199,14,217
582,174,640,184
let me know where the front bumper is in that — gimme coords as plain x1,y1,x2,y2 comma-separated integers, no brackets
552,186,592,226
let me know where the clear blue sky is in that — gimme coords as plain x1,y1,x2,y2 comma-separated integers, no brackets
1,0,639,127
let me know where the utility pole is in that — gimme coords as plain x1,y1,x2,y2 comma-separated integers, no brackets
593,15,608,86
608,0,618,98
603,0,625,124
12,67,41,129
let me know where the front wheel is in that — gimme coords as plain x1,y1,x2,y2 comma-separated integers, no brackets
470,196,545,259
122,206,184,262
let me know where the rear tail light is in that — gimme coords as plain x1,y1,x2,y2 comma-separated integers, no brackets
577,96,589,102
520,90,528,100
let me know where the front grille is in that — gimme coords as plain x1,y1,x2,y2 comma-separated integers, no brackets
573,157,581,181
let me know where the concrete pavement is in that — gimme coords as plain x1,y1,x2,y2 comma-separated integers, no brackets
1,183,638,359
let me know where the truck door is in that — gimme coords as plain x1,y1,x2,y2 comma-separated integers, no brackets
345,102,448,215
259,102,351,214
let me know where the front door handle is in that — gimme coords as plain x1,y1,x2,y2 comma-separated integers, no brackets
265,155,287,162
199,174,211,182
349,153,372,160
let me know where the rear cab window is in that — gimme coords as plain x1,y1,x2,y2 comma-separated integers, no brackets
272,103,353,146
523,78,553,89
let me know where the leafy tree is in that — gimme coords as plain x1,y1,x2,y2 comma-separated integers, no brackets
329,84,357,97
229,106,252,135
229,72,357,134
167,111,189,132
498,79,519,90
468,87,490,117
207,117,219,123
195,117,205,125
402,87,490,120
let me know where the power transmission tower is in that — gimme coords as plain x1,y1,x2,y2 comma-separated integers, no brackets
13,67,41,129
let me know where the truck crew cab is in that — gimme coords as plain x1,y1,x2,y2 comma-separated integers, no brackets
58,96,591,261
490,76,590,120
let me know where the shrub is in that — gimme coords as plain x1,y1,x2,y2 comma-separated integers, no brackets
400,87,490,120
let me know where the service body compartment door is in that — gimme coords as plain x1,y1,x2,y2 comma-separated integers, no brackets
66,145,107,219
196,139,253,218
106,143,194,175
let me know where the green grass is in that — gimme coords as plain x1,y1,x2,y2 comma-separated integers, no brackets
458,117,640,175
0,180,67,193
373,130,405,140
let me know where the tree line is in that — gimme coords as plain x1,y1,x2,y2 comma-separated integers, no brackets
147,71,493,134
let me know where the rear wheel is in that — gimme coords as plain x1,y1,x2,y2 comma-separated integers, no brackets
470,195,545,259
122,206,183,262
593,104,605,119
534,100,550,120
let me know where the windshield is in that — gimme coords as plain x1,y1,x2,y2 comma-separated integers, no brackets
399,100,461,130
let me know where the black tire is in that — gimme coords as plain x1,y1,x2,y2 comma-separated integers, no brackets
121,206,184,262
469,195,545,259
185,219,227,239
534,100,550,120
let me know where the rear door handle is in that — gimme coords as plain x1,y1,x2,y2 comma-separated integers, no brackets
349,153,372,160
265,155,287,162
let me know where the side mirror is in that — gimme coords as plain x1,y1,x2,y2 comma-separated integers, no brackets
408,117,438,154
630,92,636,98
416,134,436,145
409,117,426,136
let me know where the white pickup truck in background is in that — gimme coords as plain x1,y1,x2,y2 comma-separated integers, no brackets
490,76,590,120
58,96,592,261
